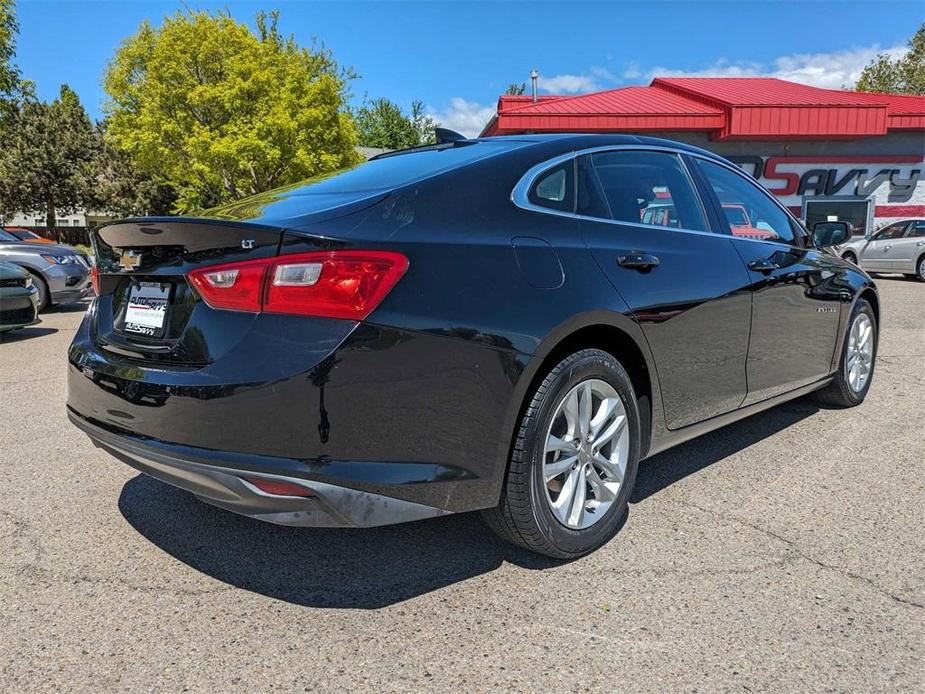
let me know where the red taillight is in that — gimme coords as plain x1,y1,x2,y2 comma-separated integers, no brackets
187,251,408,320
188,257,268,313
243,477,315,498
90,265,99,296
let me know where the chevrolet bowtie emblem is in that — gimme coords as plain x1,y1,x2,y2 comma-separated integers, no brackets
119,250,142,271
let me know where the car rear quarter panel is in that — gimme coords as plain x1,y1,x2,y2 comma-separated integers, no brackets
283,150,663,504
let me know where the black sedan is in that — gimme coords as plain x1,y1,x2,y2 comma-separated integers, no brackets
67,134,877,558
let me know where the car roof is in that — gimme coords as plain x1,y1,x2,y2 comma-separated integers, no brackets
476,132,727,164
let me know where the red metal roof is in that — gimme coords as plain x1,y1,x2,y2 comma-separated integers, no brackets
481,77,925,138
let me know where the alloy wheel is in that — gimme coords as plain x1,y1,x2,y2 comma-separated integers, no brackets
543,379,629,530
846,312,874,393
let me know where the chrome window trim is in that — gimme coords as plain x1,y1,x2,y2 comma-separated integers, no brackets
511,143,807,249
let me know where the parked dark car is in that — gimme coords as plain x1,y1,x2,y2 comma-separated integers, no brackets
67,134,878,558
0,260,40,332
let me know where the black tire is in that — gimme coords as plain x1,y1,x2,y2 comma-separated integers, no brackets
814,298,877,408
842,252,857,265
28,271,49,312
482,349,641,559
916,254,925,282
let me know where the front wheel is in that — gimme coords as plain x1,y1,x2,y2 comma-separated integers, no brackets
483,349,641,559
814,299,877,407
28,272,49,312
842,252,857,266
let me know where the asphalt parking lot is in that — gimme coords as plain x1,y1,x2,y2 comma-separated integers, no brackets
1,277,922,692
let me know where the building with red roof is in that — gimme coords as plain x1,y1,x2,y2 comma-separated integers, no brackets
482,77,925,232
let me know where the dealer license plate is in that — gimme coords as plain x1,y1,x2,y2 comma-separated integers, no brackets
123,282,171,337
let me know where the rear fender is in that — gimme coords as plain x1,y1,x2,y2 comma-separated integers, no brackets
489,309,662,505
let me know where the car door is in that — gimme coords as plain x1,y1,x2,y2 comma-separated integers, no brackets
859,222,908,271
890,220,925,273
690,157,847,405
575,149,752,430
896,224,925,273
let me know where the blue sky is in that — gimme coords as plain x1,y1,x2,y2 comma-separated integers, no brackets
14,0,924,135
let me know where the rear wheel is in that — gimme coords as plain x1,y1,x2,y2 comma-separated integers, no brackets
814,299,877,408
28,272,49,312
483,349,641,559
917,255,925,282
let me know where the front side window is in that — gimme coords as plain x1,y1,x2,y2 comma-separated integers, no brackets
872,222,908,241
528,162,574,213
696,159,796,244
589,150,707,231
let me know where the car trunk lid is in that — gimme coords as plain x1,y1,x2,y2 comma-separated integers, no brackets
92,218,318,364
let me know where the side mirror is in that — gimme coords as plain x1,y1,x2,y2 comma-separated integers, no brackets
812,221,850,248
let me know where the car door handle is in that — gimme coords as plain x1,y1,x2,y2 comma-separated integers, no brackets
884,245,892,251
917,241,925,247
747,258,779,273
617,253,660,271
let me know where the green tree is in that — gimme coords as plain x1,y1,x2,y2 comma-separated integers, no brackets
356,97,435,149
855,23,925,94
0,85,99,242
94,130,177,217
0,0,30,127
505,82,526,96
103,9,361,212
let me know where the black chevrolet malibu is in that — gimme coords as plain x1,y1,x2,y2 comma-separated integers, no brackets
67,134,878,558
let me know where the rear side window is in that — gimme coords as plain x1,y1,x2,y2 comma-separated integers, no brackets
589,150,707,232
529,161,574,213
908,221,925,238
872,222,908,241
695,159,796,244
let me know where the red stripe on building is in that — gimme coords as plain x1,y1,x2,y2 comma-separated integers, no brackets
787,205,925,218
874,205,925,217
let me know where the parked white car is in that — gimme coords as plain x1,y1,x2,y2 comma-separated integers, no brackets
836,218,925,281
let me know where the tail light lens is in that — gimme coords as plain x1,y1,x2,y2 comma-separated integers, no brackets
187,250,408,320
90,265,100,296
188,258,268,313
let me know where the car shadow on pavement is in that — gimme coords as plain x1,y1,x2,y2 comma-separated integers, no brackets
0,326,58,343
631,398,819,502
118,398,819,609
47,300,91,313
118,475,561,609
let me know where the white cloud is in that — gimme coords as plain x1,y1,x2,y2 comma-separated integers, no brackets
589,65,619,83
429,97,496,138
538,74,601,93
621,62,642,80
640,44,909,89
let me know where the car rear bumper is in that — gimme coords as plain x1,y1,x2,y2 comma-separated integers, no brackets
69,408,453,527
67,302,527,517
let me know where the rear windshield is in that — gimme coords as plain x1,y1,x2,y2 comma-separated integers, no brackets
287,141,526,195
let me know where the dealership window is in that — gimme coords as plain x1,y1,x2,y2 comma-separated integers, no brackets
588,150,707,231
529,161,574,213
696,159,796,244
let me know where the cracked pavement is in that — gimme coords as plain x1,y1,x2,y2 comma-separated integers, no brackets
1,277,923,692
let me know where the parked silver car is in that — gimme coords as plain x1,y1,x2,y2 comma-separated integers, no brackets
836,218,925,281
0,228,92,310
